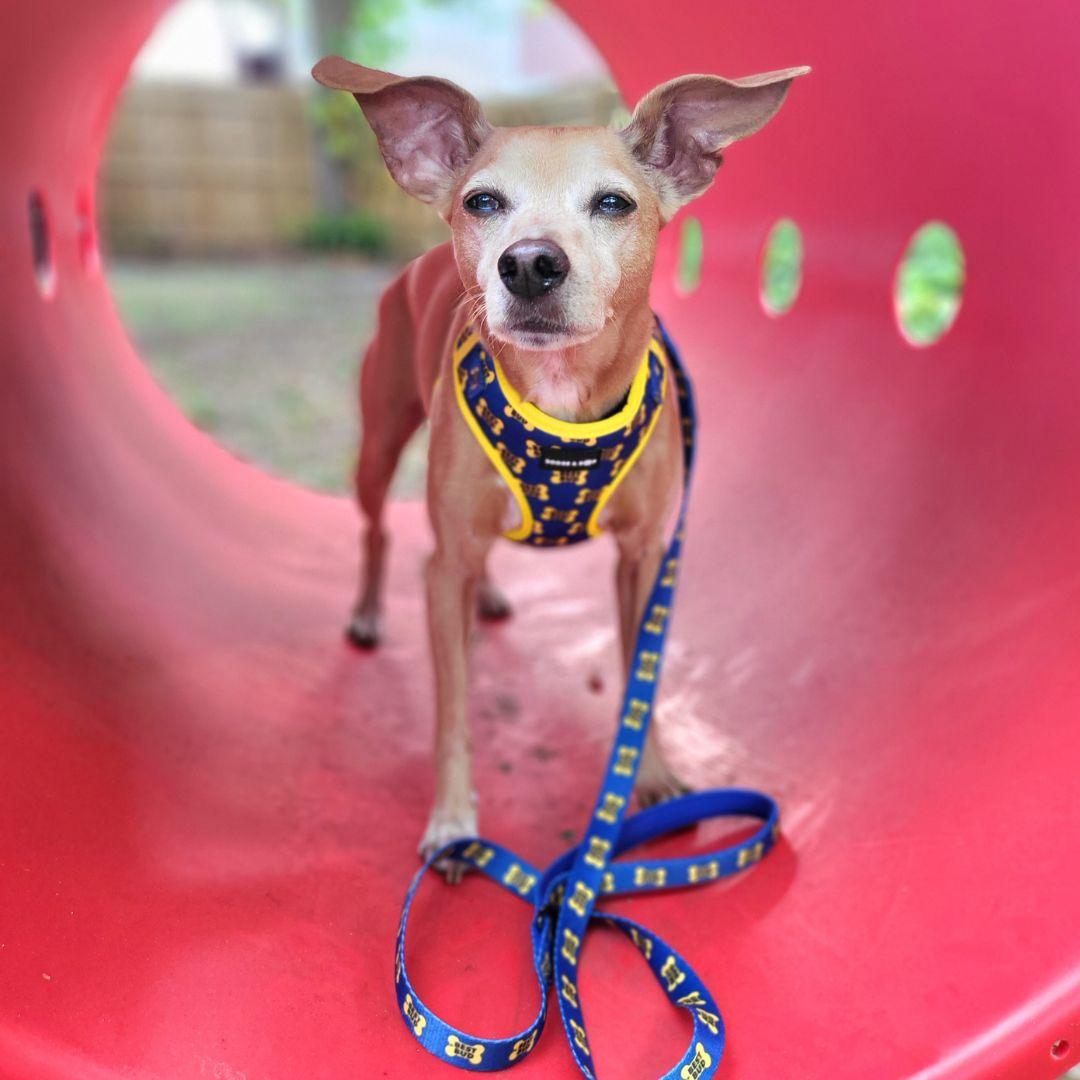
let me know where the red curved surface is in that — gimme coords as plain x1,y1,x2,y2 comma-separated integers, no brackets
3,1,1080,1077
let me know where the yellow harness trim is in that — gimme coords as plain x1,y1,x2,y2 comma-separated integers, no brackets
452,329,667,542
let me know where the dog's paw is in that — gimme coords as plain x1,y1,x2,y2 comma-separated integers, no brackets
345,610,381,649
419,805,479,885
634,760,691,808
476,579,513,622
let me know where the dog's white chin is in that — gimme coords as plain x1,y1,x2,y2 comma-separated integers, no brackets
489,324,602,352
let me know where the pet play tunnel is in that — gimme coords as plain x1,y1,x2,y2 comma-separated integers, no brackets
2,0,1079,1077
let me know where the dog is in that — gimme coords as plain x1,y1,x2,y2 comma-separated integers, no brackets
312,55,807,879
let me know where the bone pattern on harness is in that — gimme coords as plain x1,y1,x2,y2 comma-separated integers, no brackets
395,320,781,1077
452,323,668,546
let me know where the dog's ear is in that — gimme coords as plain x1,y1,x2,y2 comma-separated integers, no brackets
619,67,809,220
313,56,492,217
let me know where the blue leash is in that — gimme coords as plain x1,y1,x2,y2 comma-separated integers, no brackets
395,323,780,1077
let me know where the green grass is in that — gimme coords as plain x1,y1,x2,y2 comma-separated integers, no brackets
761,218,803,315
895,222,965,346
108,255,428,495
676,216,704,295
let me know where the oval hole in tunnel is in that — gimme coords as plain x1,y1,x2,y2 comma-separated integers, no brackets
675,216,703,296
103,0,622,495
28,189,56,299
760,218,803,316
1050,1039,1069,1059
894,221,965,347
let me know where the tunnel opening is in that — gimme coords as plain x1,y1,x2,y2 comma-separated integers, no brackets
97,0,623,496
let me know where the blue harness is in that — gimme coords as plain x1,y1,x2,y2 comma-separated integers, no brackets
452,323,668,546
395,319,780,1078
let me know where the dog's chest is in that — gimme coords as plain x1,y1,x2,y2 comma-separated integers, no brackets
517,356,585,421
452,327,669,547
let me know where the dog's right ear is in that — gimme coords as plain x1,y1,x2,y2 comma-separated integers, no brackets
313,56,492,218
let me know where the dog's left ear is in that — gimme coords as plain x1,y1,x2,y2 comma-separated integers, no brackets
313,55,492,218
620,67,809,220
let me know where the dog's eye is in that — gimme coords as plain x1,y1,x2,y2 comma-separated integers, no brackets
464,192,503,215
594,192,635,215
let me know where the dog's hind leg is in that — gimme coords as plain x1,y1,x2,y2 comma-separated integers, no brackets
348,407,421,647
347,281,424,648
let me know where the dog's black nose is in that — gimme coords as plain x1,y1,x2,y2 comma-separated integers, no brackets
497,239,569,299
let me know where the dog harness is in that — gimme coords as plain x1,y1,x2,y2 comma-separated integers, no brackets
452,323,669,545
395,317,782,1078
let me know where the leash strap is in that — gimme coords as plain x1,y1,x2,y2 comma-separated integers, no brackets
394,322,780,1077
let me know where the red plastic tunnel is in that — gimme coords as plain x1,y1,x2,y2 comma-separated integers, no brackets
3,1,1080,1077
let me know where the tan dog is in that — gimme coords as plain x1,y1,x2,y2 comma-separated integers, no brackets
313,56,807,878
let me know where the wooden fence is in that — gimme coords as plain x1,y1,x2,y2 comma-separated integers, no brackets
100,79,621,258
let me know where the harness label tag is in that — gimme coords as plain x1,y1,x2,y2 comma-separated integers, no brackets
538,447,601,471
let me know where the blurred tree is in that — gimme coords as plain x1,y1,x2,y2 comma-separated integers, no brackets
309,0,449,211
308,0,505,213
310,0,358,213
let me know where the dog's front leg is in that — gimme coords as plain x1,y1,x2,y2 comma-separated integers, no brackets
420,544,483,882
616,535,689,807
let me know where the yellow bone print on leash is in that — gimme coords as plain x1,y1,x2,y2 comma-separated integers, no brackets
681,1044,713,1080
445,1036,485,1065
394,320,783,1077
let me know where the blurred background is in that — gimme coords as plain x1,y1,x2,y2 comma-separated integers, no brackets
103,0,964,499
102,0,622,494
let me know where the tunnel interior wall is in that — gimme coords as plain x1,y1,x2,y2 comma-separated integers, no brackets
1,1,1079,1078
